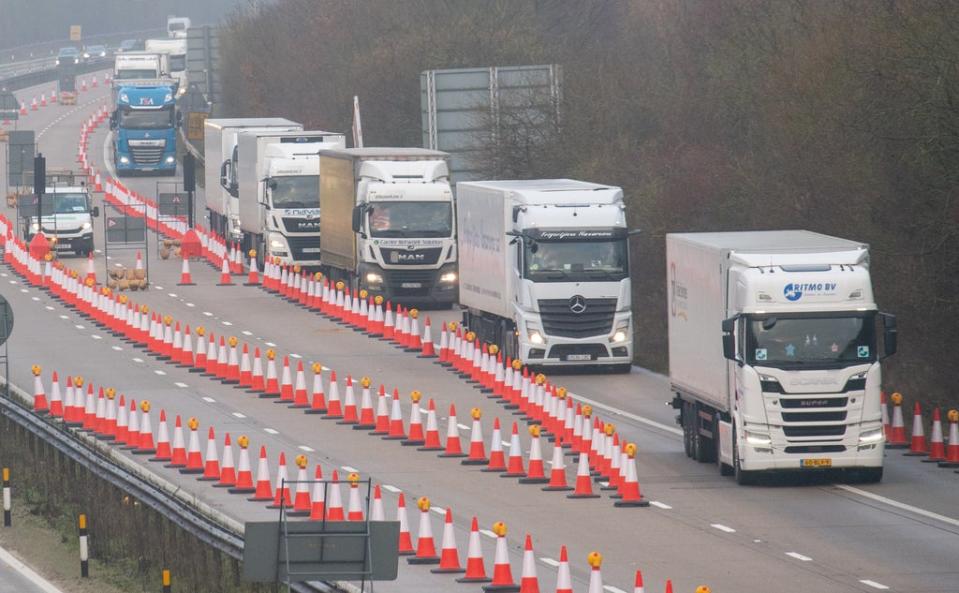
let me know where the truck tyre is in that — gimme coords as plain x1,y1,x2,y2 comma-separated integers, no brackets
733,430,757,485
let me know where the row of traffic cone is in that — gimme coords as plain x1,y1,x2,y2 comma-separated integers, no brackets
884,392,959,468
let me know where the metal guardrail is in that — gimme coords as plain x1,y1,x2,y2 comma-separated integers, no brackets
0,28,166,66
0,60,111,93
0,374,354,593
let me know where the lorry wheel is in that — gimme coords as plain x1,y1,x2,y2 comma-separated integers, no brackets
849,468,883,484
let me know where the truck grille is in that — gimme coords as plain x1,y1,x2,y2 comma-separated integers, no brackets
130,146,163,165
381,247,443,266
537,298,616,339
385,269,435,297
282,217,321,234
41,225,81,234
285,236,321,261
782,425,846,438
779,397,847,409
781,411,847,422
548,344,609,360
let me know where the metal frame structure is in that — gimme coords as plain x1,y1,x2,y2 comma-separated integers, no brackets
102,199,149,284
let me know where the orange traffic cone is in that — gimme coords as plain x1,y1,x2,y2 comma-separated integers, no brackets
484,522,520,592
614,443,649,507
135,401,156,454
402,391,426,446
290,361,309,409
319,370,341,418
938,410,959,468
502,422,526,478
353,377,376,429
887,392,908,448
48,372,63,418
347,474,364,521
457,516,491,583
229,437,256,493
198,427,221,481
179,418,204,474
248,446,273,501
440,404,466,457
881,391,891,440
304,363,327,414
418,399,443,451
165,415,187,467
904,402,928,456
217,256,233,285
267,453,292,509
31,366,48,413
371,484,385,521
519,425,548,484
372,385,390,435
633,569,644,593
248,347,265,393
568,452,600,499
178,255,195,285
555,546,573,593
263,350,280,398
309,465,326,520
483,418,507,472
245,250,260,285
418,317,436,358
122,398,139,450
431,507,465,574
277,356,294,403
337,375,359,424
384,388,406,440
463,408,488,465
586,552,603,593
216,433,237,487
288,455,312,517
396,493,415,555
408,497,440,565
326,470,345,520
543,436,572,491
924,408,946,463
150,410,172,461
518,534,539,593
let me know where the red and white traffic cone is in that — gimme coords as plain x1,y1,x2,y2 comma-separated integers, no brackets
402,392,426,446
217,256,233,285
483,418,507,472
198,427,221,481
904,402,929,456
418,399,443,451
440,404,466,458
31,366,49,413
518,534,539,593
337,375,359,424
248,347,265,393
85,253,96,284
614,443,649,507
502,422,526,478
178,255,195,285
150,411,172,461
484,523,520,592
371,484,385,521
216,434,237,487
555,546,573,593
586,552,604,593
419,317,436,358
938,410,959,468
229,437,256,494
165,416,187,467
267,452,293,509
248,446,273,501
632,569,645,593
309,465,326,520
463,408,488,465
431,508,464,574
135,402,156,454
887,392,908,448
384,388,407,440
924,408,946,463
237,343,252,387
304,363,327,414
568,452,600,499
290,361,309,409
372,385,390,435
396,493,415,555
245,250,259,285
353,377,376,429
347,475,364,521
326,470,345,520
519,426,548,484
263,351,280,398
48,372,63,418
288,455,312,517
179,418,204,474
122,398,139,450
408,497,440,565
319,370,341,418
543,436,572,491
457,516,491,583
277,356,294,403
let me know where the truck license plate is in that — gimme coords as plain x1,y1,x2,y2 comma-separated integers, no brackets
302,247,321,253
401,282,422,288
566,354,592,361
800,458,832,468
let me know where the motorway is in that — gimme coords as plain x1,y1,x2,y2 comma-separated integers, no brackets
3,75,958,593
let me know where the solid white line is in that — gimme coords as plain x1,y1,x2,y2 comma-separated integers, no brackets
0,546,67,593
835,484,959,528
711,523,736,533
650,500,672,509
858,580,889,590
785,552,812,562
539,557,560,567
263,428,278,435
569,391,682,437
382,484,402,493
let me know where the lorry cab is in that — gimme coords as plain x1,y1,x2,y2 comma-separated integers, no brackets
22,185,99,256
111,86,179,176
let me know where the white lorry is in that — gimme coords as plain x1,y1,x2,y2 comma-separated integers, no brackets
167,16,191,39
456,179,633,370
235,130,346,268
319,148,458,307
203,118,301,240
666,231,897,484
112,51,175,100
144,39,187,96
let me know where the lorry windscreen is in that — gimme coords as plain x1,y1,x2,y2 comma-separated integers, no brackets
369,202,452,238
118,106,173,129
270,176,317,209
745,312,876,368
115,69,158,80
524,239,628,282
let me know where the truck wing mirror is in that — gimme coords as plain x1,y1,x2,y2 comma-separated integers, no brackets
721,316,739,363
219,161,229,189
351,205,366,238
880,312,897,359
92,206,100,218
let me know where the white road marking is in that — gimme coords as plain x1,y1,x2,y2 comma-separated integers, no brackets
31,296,39,301
569,391,683,437
155,285,164,290
264,428,278,434
90,335,102,340
265,341,276,347
8,280,16,284
604,587,628,593
431,506,445,516
74,324,85,329
785,552,812,562
0,545,68,593
457,423,470,431
539,557,560,567
154,370,166,376
341,465,359,473
298,445,314,452
0,273,6,277
45,306,54,310
19,288,28,293
203,311,213,317
222,321,233,326
650,501,672,509
835,484,959,528
232,412,246,419
242,330,253,336
290,353,301,359
479,529,497,539
502,440,511,447
112,346,122,351
175,382,189,388
167,293,177,298
859,580,890,590
186,302,195,307
60,315,69,320
382,485,402,493
133,358,144,363
711,523,736,533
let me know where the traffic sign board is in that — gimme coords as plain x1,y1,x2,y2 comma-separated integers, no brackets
69,25,82,42
0,295,14,346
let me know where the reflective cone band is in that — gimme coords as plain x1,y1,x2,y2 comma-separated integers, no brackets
554,546,573,593
440,404,466,457
518,535,539,593
431,508,464,574
483,418,507,472
309,465,326,520
267,453,292,509
924,408,946,462
463,409,489,465
483,523,519,592
326,470,345,520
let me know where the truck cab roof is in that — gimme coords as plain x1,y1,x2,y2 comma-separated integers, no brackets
117,86,175,107
668,231,869,267
459,179,623,206
324,147,450,160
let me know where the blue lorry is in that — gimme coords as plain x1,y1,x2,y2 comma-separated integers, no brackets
110,85,180,176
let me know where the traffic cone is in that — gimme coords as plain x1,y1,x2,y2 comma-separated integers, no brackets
216,434,237,487
402,391,426,446
483,522,520,592
123,398,139,450
31,366,48,413
63,377,80,426
585,553,603,593
48,372,63,418
518,535,539,593
614,443,649,507
178,255,195,285
483,418,507,472
290,361,309,408
165,416,187,467
419,317,436,358
288,455,312,517
568,453,600,499
554,546,573,593
463,408,488,465
248,347,265,392
924,408,946,463
300,362,327,414
371,484,385,521
179,418,204,474
135,401,156,454
407,497,440,565
347,475,364,521
238,343,252,387
440,404,466,457
277,356,294,402
543,436,572,491
396,493,415,555
318,370,341,418
938,410,959,468
85,253,96,284
229,437,256,493
248,446,273,501
372,385,390,435
150,411,172,461
352,377,376,429
198,427,221,481
114,394,128,444
326,470,345,520
665,579,674,593
519,426,548,484
179,325,195,367
384,389,406,440
217,256,233,285
633,570,644,593
904,402,929,456
267,453,292,509
245,250,259,285
881,391,890,440
263,351,280,398
418,399,443,451
309,465,326,520
887,392,908,448
431,508,464,574
457,517,491,583
502,422,526,478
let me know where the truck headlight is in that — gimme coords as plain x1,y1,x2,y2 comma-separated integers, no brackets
858,427,884,444
744,430,771,446
440,271,457,283
528,329,544,345
270,238,286,249
366,272,383,284
165,156,175,164
612,331,627,343
119,156,130,164
81,222,92,230
30,222,39,232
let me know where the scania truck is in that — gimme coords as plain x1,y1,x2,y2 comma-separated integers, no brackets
456,179,633,370
319,148,457,307
110,85,179,176
667,231,897,484
235,130,346,268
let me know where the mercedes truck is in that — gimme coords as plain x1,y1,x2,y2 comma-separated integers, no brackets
235,130,346,268
110,85,179,176
318,148,457,306
667,231,897,484
456,179,633,370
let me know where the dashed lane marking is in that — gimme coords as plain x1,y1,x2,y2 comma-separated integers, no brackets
298,445,314,452
539,557,559,567
479,529,497,539
154,370,166,376
133,358,144,363
203,311,213,317
430,506,445,516
45,306,54,310
31,296,39,301
112,346,122,351
242,330,252,336
175,382,189,388
650,501,672,509
382,485,402,493
457,423,470,431
222,321,233,326
711,523,736,533
859,580,890,590
265,341,276,347
604,587,628,593
341,465,359,473
74,324,85,330
59,315,69,320
290,353,301,359
202,397,216,403
264,428,278,434
232,412,246,419
91,335,102,340
186,302,195,307
785,552,812,562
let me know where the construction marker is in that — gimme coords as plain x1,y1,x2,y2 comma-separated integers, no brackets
79,514,89,577
2,468,10,527
162,568,172,593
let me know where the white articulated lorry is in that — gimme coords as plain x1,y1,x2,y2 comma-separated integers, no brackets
235,130,346,268
667,231,898,484
456,179,633,370
144,39,187,96
319,148,458,307
203,118,301,240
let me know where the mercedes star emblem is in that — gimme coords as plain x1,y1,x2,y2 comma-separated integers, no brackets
569,295,587,314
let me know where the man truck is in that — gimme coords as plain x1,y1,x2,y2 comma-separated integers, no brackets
235,130,346,269
203,118,301,240
318,148,457,307
110,85,179,176
456,179,633,370
666,231,897,484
